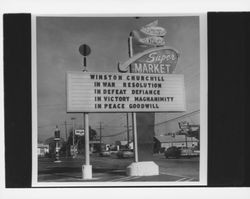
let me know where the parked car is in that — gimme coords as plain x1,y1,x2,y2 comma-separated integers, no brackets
165,147,199,159
110,150,118,155
99,150,111,157
180,148,193,158
164,146,181,159
193,150,200,157
117,150,134,158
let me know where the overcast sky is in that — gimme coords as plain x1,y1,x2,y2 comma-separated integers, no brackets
36,16,200,143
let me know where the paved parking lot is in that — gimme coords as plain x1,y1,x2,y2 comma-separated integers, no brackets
38,153,199,183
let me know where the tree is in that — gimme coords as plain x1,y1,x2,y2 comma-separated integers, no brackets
66,126,97,154
89,126,97,140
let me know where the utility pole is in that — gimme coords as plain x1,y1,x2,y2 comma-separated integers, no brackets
71,117,76,157
64,121,68,140
185,133,188,148
99,122,103,152
64,121,68,157
71,118,75,146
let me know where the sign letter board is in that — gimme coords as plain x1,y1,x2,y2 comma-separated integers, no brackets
67,72,186,113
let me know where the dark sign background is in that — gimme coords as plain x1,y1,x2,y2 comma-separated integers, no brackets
130,23,179,161
131,27,157,162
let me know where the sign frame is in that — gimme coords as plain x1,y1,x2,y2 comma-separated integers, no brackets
66,71,186,113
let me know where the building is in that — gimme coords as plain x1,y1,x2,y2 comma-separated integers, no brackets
155,111,200,136
115,140,134,150
37,143,49,157
154,135,198,153
89,139,111,152
89,139,103,152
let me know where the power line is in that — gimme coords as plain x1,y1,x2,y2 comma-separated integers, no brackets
155,110,200,127
38,122,72,128
38,103,65,107
101,114,126,128
101,125,127,129
102,129,133,138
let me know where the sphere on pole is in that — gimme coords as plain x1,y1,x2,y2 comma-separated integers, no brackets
79,44,91,56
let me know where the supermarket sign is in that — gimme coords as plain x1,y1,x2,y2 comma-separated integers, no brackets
118,46,179,74
67,72,186,113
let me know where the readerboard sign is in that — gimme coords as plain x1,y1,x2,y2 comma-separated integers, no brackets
67,72,186,113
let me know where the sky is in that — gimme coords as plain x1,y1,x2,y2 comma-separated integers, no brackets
36,16,200,143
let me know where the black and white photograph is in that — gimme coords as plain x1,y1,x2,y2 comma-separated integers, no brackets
32,15,207,186
3,0,250,198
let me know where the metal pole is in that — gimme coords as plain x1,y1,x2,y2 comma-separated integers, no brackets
79,44,92,179
132,112,138,162
83,113,85,153
71,118,75,157
185,134,188,148
72,118,75,146
83,57,87,72
85,113,90,165
64,121,68,140
83,113,85,129
64,121,68,157
100,122,102,152
126,113,129,147
129,35,139,162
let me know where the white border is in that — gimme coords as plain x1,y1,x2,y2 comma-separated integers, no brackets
31,15,38,186
1,1,250,199
199,13,208,185
32,14,207,187
1,0,248,13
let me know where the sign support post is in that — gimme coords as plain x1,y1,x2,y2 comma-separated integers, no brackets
132,112,138,162
85,113,90,165
79,44,92,179
72,118,75,146
71,117,76,158
82,112,92,179
128,35,139,163
126,113,130,148
126,33,159,176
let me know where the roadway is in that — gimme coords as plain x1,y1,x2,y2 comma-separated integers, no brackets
38,153,199,183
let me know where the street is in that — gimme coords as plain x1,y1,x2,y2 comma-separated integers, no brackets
38,153,199,182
